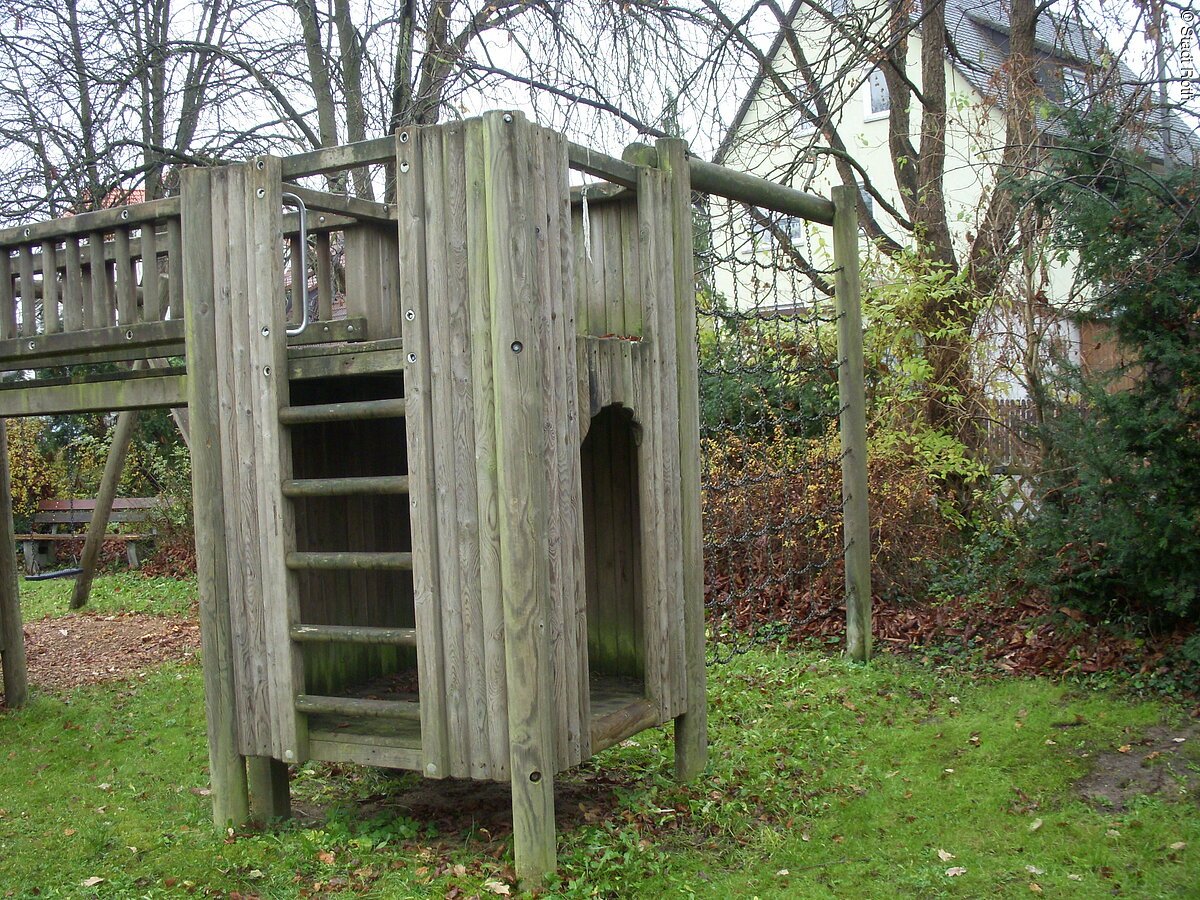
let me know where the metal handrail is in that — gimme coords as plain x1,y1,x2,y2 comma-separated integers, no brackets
281,191,309,337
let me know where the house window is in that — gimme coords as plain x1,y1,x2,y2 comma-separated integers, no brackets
1061,67,1087,104
795,101,819,134
866,69,890,118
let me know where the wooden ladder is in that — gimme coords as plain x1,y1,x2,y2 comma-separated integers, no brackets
276,395,421,727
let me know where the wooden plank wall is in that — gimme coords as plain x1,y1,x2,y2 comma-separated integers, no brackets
203,158,305,765
572,168,690,727
397,113,585,782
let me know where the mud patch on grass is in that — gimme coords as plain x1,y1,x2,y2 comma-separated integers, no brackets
1075,723,1200,811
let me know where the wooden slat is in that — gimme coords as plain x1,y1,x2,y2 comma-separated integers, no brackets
278,397,405,425
167,217,183,320
17,246,36,337
465,118,509,778
0,251,15,340
88,231,111,327
40,242,60,334
246,156,306,764
288,316,367,345
397,122,450,779
296,694,420,719
0,420,28,708
423,121,471,778
140,224,162,321
566,142,639,189
113,228,136,325
285,551,413,570
281,475,409,497
487,110,557,879
314,232,333,321
62,238,84,332
290,624,416,646
306,736,422,771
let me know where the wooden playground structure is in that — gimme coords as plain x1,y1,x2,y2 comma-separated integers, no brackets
0,111,868,881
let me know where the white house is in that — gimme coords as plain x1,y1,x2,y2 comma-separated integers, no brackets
711,0,1196,400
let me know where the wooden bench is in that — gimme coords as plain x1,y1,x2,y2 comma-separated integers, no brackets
14,497,161,575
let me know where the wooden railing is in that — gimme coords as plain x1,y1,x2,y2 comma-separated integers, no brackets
0,199,183,358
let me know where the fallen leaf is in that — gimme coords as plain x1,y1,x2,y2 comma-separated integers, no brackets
63,828,76,836
1172,737,1186,744
1106,829,1120,838
1029,818,1043,832
1029,882,1043,893
1169,841,1186,850
937,849,955,862
482,881,511,896
948,696,960,704
1068,874,1083,881
81,877,104,888
1026,865,1045,875
776,869,790,876
1117,744,1132,753
317,850,336,865
945,867,967,877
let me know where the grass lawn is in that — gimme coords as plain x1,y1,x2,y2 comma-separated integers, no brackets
1,577,1198,898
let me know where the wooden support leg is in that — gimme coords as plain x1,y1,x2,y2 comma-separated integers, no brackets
247,757,291,822
0,420,29,708
71,407,140,609
182,166,250,828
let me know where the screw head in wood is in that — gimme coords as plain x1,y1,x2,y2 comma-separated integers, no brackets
27,340,35,350
529,770,542,783
256,188,266,198
256,159,265,170
22,228,30,237
120,209,129,220
511,340,523,354
263,365,271,377
399,131,410,144
125,329,134,340
405,309,415,321
407,352,417,364
400,161,410,173
261,325,270,337
425,763,437,776
503,113,513,123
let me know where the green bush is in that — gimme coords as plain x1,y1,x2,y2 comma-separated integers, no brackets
1021,109,1200,623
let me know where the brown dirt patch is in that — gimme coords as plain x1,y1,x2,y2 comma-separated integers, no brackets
0,612,200,702
1075,723,1200,811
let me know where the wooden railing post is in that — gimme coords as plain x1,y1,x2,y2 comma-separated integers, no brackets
831,184,872,662
0,419,28,708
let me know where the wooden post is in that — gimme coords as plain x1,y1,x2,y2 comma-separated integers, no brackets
70,407,140,609
0,419,28,708
247,756,291,821
181,166,250,826
656,138,708,780
831,184,872,663
485,111,558,884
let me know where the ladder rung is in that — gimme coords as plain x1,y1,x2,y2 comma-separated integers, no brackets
282,476,410,497
295,694,420,720
285,551,413,571
290,624,416,646
278,397,406,425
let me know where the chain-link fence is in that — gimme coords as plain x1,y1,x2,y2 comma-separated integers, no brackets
695,194,855,661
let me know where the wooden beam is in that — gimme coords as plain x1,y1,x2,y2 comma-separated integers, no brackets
0,420,28,708
181,164,250,827
567,142,639,189
0,319,183,365
280,136,396,180
0,372,186,417
832,184,872,662
688,157,835,225
283,186,396,227
70,406,140,609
